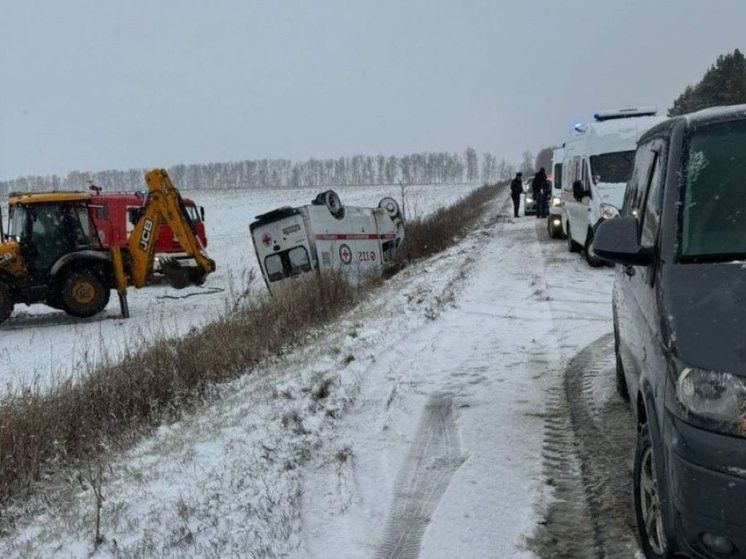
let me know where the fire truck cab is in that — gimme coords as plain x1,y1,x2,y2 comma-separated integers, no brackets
90,191,207,270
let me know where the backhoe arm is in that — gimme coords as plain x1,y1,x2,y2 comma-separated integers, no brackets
127,169,216,289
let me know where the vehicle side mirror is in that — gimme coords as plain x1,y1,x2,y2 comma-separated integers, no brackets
593,216,653,266
200,206,205,221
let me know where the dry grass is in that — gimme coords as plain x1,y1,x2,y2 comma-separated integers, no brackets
394,182,503,265
0,274,356,506
0,182,502,508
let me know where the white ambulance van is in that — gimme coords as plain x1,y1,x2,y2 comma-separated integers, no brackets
250,190,405,292
562,107,665,266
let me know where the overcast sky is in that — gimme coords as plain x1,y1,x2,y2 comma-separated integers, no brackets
1,0,744,180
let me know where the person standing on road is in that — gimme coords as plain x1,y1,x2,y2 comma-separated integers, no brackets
510,172,523,218
532,168,547,219
537,178,551,217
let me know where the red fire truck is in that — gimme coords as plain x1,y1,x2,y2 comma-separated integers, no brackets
89,191,207,270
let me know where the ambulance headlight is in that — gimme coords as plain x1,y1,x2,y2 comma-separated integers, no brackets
551,197,562,208
525,196,534,204
600,203,619,220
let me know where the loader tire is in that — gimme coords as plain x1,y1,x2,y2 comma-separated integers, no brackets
60,270,110,318
0,282,14,324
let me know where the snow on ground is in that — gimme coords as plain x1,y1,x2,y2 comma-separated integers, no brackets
0,183,478,394
0,195,617,558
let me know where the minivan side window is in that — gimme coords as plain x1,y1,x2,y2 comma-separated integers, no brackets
640,142,666,248
623,144,656,220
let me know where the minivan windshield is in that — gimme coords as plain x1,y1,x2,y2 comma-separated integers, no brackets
681,119,746,260
589,150,635,184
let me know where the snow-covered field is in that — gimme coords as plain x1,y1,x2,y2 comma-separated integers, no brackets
0,195,622,558
0,183,479,394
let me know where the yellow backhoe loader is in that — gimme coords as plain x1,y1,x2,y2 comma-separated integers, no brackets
0,169,215,324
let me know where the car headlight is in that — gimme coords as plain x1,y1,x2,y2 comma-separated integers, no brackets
676,366,746,426
551,196,562,208
600,203,619,220
525,196,534,204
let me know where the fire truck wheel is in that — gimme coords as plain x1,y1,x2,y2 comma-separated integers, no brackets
378,197,401,219
60,270,110,318
324,190,343,217
0,281,14,324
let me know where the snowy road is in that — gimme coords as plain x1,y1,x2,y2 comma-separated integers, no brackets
297,203,632,558
0,195,639,558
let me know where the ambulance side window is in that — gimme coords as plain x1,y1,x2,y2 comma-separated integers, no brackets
264,246,311,282
265,254,284,282
288,247,311,274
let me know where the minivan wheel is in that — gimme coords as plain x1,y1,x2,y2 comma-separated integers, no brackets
634,424,671,559
566,223,581,253
584,230,605,267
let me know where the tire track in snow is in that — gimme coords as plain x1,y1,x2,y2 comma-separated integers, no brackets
531,334,637,558
375,394,465,559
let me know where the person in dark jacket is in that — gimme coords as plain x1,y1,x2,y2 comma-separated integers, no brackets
510,172,523,217
537,178,551,217
532,168,547,219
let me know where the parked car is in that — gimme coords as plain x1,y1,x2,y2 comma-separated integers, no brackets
250,190,405,293
547,148,565,238
594,104,746,559
561,107,665,266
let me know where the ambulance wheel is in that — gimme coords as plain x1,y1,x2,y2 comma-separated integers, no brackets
379,197,401,219
61,270,110,318
566,223,581,253
324,190,343,218
0,282,14,324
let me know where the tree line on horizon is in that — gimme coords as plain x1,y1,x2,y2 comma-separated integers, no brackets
0,149,521,195
11,50,740,196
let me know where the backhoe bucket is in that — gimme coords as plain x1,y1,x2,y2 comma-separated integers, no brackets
160,258,207,290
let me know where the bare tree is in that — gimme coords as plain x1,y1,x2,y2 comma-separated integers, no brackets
520,150,535,176
464,147,479,182
78,460,107,550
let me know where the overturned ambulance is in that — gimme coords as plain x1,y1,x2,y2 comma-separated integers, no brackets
250,190,405,292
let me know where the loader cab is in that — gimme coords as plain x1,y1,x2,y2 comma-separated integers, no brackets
8,193,101,279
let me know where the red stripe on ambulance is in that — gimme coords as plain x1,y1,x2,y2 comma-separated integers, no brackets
314,233,397,241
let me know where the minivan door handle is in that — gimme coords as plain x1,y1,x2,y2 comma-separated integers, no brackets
624,265,636,277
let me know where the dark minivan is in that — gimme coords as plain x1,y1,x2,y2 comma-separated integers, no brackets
595,104,746,559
